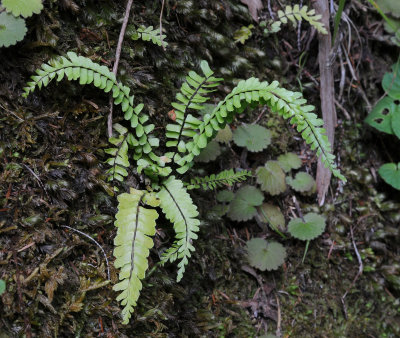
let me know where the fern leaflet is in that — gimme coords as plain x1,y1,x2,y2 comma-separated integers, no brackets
185,169,252,190
131,25,167,47
265,5,327,34
113,189,160,324
157,176,200,282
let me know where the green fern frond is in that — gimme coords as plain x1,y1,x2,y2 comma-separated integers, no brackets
105,124,130,183
165,60,223,165
185,169,252,190
267,5,327,35
157,176,200,282
131,25,167,47
113,188,160,324
22,52,164,177
178,77,345,181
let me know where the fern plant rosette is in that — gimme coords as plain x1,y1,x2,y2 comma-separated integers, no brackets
23,52,345,323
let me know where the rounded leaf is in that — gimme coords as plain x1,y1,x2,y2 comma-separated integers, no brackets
256,161,286,195
390,105,400,139
195,141,221,163
288,213,326,241
215,125,233,144
227,185,264,221
3,0,43,18
378,162,400,189
216,190,235,202
0,12,27,47
277,152,302,172
286,172,315,192
233,124,271,152
258,203,285,231
382,64,400,99
246,238,286,271
365,97,396,134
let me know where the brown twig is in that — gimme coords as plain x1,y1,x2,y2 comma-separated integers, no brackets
159,0,166,51
107,0,134,138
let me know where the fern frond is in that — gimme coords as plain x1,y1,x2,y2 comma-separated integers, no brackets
165,60,223,165
131,25,167,47
113,189,160,324
179,77,345,181
185,169,252,190
104,124,131,183
157,176,200,282
267,5,327,34
22,52,164,177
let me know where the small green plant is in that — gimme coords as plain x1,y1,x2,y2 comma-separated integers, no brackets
260,5,327,36
233,24,254,44
365,61,400,190
23,52,344,323
0,0,43,47
246,238,286,271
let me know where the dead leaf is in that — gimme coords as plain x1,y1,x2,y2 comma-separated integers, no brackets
240,0,263,22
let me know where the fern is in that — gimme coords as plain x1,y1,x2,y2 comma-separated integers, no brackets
265,5,327,35
178,78,345,181
104,124,130,183
157,176,200,282
165,60,223,172
185,169,252,190
22,52,165,177
131,25,167,47
113,189,160,324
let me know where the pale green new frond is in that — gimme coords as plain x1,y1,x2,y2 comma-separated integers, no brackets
22,52,164,177
271,5,327,34
131,25,168,47
157,176,200,282
113,189,160,324
166,60,223,166
185,169,252,190
178,77,345,181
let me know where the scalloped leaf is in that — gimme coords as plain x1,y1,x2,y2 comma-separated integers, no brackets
288,213,326,241
3,0,43,18
378,162,400,189
215,125,233,144
216,190,234,202
233,124,271,152
0,12,27,47
277,152,302,172
258,203,285,232
256,161,286,195
227,185,264,221
286,172,315,192
365,97,397,134
194,140,221,163
246,238,286,271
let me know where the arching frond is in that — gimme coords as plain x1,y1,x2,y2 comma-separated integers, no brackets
22,52,163,177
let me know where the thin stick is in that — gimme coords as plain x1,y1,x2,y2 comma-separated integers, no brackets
159,0,166,51
62,225,110,280
107,0,134,138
